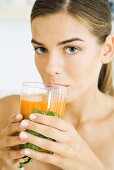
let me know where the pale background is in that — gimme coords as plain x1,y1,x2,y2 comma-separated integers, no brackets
0,0,114,97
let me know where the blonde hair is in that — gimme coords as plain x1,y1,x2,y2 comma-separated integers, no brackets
98,63,114,95
31,0,113,95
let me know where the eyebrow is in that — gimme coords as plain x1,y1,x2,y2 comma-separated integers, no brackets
31,37,85,46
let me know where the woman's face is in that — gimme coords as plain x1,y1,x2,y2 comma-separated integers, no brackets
31,12,103,103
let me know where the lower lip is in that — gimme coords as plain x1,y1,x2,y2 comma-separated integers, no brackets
47,83,70,87
54,84,70,87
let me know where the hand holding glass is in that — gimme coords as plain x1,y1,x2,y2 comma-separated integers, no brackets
19,82,67,168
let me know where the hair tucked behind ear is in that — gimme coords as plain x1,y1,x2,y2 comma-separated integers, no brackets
98,63,114,96
31,0,114,96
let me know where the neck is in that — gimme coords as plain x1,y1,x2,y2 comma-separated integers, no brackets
65,84,103,125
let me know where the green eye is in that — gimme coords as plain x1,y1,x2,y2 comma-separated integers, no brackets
65,47,78,54
35,47,47,54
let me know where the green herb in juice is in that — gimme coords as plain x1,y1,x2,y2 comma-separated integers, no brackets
18,110,59,168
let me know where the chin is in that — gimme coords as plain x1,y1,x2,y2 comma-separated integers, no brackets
65,86,77,104
65,85,86,104
66,93,77,104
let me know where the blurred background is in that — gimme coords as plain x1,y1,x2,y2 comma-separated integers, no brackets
0,0,114,97
0,0,41,97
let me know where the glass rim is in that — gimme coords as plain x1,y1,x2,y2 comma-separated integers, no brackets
22,82,69,89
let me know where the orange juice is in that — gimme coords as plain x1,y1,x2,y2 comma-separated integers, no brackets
20,94,66,119
19,83,67,169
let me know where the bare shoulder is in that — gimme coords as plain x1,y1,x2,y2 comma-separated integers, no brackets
0,95,20,128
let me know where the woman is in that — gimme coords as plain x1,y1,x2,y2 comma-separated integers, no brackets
0,0,114,169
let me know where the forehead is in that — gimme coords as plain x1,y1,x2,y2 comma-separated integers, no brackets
31,12,96,44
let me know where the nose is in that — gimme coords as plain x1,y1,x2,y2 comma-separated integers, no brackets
45,55,63,76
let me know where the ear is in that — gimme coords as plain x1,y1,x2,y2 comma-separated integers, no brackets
101,34,114,64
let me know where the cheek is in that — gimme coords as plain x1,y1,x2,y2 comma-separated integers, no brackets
65,55,101,103
35,55,45,76
66,51,101,85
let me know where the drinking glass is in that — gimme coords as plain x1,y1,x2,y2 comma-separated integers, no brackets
19,82,68,169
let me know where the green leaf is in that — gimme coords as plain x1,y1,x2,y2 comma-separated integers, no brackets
33,109,47,115
41,110,47,115
18,157,32,168
26,129,48,139
33,109,41,113
19,109,59,168
48,111,60,117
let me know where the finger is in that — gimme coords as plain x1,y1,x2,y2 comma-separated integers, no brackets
20,148,62,167
19,131,68,156
0,136,27,148
3,157,23,168
20,120,65,142
29,114,72,132
3,121,27,136
6,149,25,160
10,114,23,124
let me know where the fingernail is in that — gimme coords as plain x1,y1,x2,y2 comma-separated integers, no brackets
19,132,28,139
29,114,36,120
15,114,22,120
20,149,31,156
20,120,29,128
24,149,31,156
20,167,24,170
